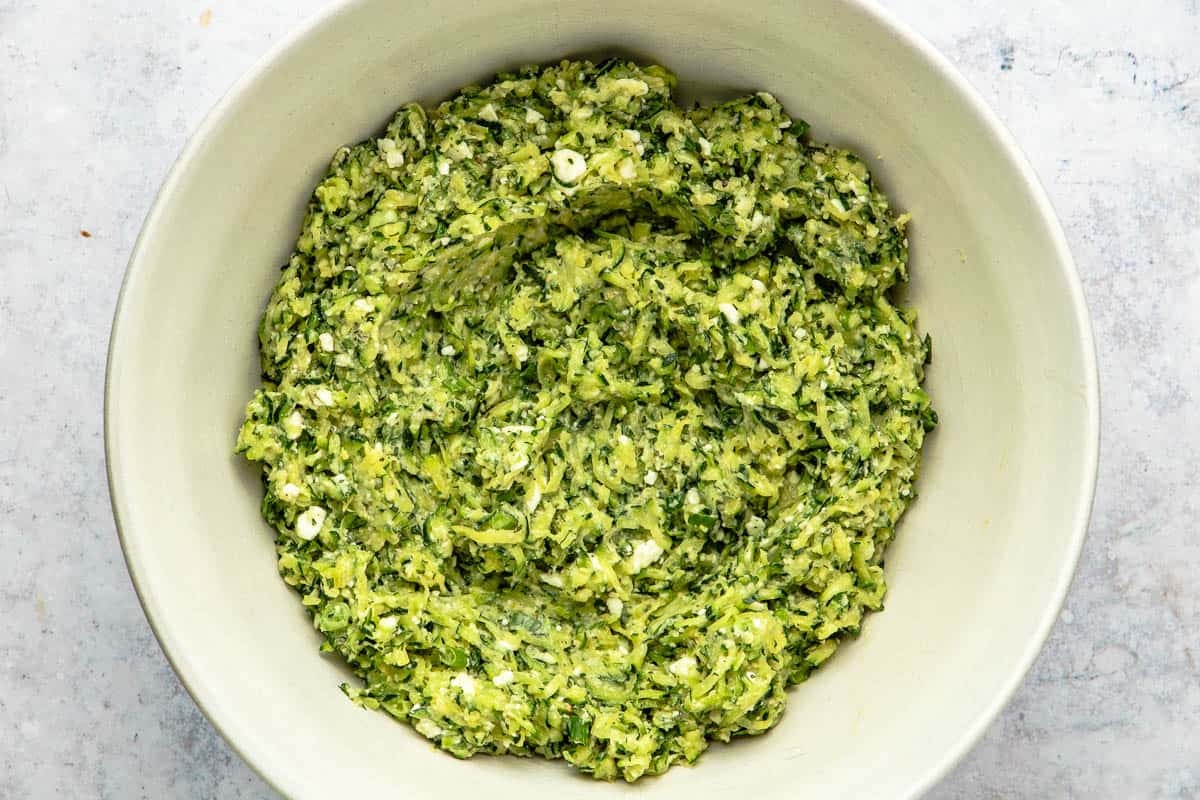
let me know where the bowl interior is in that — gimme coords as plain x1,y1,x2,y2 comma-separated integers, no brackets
107,1,1097,797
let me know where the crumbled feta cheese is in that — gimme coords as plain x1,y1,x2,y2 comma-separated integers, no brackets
643,470,658,486
550,149,587,184
630,538,664,572
607,596,624,616
524,107,544,124
492,669,515,687
378,138,405,168
295,506,326,540
718,302,741,325
669,656,697,677
438,160,450,176
478,103,498,122
352,298,373,312
378,615,398,630
450,672,476,698
318,332,335,352
618,158,637,181
698,136,712,157
751,279,766,292
280,482,301,500
283,410,304,440
440,344,456,356
685,488,701,506
415,719,444,738
610,78,649,96
623,128,645,155
314,388,334,407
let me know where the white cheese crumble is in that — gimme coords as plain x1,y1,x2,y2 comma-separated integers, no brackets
492,669,515,687
438,160,450,176
318,332,335,352
698,136,713,157
378,615,398,630
283,410,304,440
378,138,405,168
610,78,649,95
352,298,374,313
478,103,498,122
668,656,697,677
524,107,544,124
450,672,476,699
550,148,587,184
751,278,766,292
623,128,645,155
606,596,624,616
295,506,327,540
440,344,456,356
643,469,658,486
718,302,741,325
414,719,444,738
618,158,638,181
314,388,335,407
280,482,301,500
630,538,664,572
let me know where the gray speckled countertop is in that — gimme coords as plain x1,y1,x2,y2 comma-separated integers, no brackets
2,1,1197,797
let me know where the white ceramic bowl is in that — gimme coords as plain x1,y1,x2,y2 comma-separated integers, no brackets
106,1,1099,797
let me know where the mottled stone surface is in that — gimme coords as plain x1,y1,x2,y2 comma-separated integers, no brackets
1,1,1196,797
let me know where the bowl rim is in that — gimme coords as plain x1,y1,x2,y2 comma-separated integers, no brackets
105,1,1101,796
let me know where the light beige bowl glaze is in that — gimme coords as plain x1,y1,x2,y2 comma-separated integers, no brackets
106,1,1099,797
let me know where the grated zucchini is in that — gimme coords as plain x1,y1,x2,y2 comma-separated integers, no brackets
236,59,936,781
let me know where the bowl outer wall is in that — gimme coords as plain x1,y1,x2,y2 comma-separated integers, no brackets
105,0,1100,798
